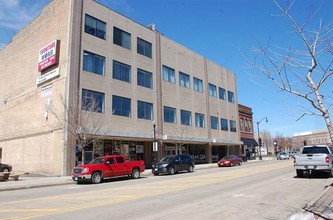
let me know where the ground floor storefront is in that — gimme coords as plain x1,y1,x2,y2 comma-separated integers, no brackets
78,139,242,169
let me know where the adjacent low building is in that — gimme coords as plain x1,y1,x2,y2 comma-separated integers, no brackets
0,0,242,175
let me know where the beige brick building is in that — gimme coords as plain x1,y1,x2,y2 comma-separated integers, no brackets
0,0,241,175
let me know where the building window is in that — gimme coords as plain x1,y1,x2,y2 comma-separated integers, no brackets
181,110,192,126
211,116,219,130
244,119,248,132
83,51,105,75
209,83,217,97
248,120,253,132
137,37,152,58
137,100,153,120
81,89,105,113
221,118,228,131
228,91,235,103
193,77,203,93
137,69,152,89
84,14,106,40
162,65,175,83
112,95,131,117
219,87,226,100
113,60,131,83
240,119,245,131
230,120,237,132
195,113,205,128
164,106,176,123
179,72,190,88
113,27,131,50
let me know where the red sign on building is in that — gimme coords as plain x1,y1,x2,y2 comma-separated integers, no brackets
38,40,59,72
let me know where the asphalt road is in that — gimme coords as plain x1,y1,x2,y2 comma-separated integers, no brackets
1,159,332,220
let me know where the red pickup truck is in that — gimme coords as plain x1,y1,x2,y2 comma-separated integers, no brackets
71,155,145,184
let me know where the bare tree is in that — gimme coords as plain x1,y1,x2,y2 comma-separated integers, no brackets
50,90,106,164
164,125,194,154
245,0,333,143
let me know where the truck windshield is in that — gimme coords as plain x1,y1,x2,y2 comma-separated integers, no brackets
303,146,329,154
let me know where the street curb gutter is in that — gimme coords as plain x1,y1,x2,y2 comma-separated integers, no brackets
304,184,333,219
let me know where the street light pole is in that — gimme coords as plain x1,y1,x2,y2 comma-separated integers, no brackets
152,120,157,164
257,117,268,160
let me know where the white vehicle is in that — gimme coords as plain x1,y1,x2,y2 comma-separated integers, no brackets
294,145,333,178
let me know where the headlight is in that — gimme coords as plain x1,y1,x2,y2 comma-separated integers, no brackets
82,168,89,173
161,164,168,167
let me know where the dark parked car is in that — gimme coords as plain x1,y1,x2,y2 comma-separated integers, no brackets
152,154,195,175
217,155,242,167
0,163,12,173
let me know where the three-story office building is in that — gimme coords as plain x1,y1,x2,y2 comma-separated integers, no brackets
0,0,242,175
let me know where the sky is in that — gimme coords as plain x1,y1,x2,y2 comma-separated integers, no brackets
0,0,332,137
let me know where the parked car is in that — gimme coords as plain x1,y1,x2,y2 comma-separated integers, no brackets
71,155,145,184
152,154,195,175
0,163,12,173
217,155,242,167
288,151,301,158
276,152,289,160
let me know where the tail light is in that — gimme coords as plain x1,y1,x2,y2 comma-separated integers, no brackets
326,156,329,164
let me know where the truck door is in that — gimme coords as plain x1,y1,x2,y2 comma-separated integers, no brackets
115,156,127,176
104,157,116,177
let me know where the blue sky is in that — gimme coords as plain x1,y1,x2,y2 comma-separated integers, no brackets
1,0,332,137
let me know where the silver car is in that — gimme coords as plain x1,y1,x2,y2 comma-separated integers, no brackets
277,152,289,160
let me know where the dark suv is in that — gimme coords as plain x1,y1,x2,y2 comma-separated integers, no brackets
152,154,195,175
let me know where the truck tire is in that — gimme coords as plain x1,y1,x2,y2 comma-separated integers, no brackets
296,169,303,178
91,172,102,184
131,168,140,179
330,169,333,178
168,166,175,175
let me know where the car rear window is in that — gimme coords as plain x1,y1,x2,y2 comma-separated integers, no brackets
302,146,329,154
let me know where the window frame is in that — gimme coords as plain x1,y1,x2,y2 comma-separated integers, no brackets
228,91,235,103
164,106,177,123
112,60,131,83
113,27,131,50
193,77,203,93
137,37,152,58
81,89,105,113
219,87,226,100
210,116,219,130
162,65,175,84
83,50,105,76
84,14,106,40
209,83,217,97
179,71,190,88
137,68,153,89
137,100,153,120
180,109,192,126
230,120,237,132
221,118,229,131
195,113,205,128
112,95,131,117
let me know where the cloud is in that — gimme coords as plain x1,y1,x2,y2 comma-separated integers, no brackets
0,0,49,30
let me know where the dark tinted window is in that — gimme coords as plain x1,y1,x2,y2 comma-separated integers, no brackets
303,146,329,154
116,157,125,163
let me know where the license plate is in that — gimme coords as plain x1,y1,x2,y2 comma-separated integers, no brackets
154,168,158,171
74,177,78,181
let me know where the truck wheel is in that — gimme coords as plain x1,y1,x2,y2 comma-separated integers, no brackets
168,166,175,175
296,169,303,178
330,169,333,178
91,172,102,184
188,165,194,172
131,168,140,179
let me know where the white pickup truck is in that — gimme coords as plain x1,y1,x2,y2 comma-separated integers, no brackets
294,145,333,178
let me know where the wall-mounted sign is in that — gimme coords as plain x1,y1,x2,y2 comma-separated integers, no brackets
38,40,59,72
36,67,60,85
41,84,53,98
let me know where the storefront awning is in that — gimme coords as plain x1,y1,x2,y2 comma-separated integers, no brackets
241,138,258,146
